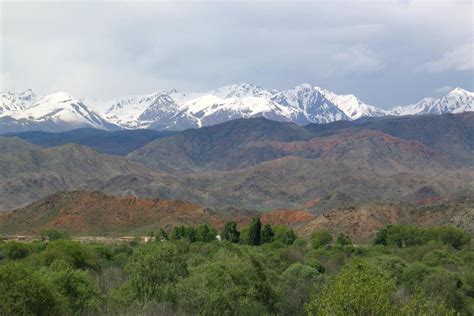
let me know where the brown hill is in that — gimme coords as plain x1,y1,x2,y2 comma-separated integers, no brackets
297,198,474,243
0,191,219,235
1,192,471,244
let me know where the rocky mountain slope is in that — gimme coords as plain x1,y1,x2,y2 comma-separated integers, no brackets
0,113,472,214
0,140,159,210
1,85,471,132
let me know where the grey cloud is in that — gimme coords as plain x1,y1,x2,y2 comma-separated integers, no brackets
1,0,473,108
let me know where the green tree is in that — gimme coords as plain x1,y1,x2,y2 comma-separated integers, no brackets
221,221,240,243
184,226,197,242
40,229,70,241
273,225,297,245
336,233,352,247
261,224,274,243
305,259,396,315
39,240,98,270
196,224,217,242
278,263,322,315
156,228,168,241
0,262,65,315
124,242,188,306
171,226,186,240
311,229,333,249
3,241,31,260
41,261,101,314
248,217,262,246
175,245,276,314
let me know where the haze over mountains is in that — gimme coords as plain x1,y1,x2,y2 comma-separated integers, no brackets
0,84,472,132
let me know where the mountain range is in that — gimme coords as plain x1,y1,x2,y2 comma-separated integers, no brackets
0,113,473,214
0,84,472,132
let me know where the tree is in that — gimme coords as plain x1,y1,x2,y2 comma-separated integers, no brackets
41,261,102,314
336,233,352,246
273,225,297,245
196,224,217,242
170,226,185,240
261,224,274,244
278,263,322,315
221,221,240,243
124,243,188,306
4,241,30,260
40,229,69,241
174,246,277,314
39,240,98,270
184,226,197,242
305,259,396,315
156,228,168,241
248,217,262,246
0,262,65,315
310,229,333,249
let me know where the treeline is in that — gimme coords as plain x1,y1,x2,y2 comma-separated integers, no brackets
162,218,296,246
0,224,472,315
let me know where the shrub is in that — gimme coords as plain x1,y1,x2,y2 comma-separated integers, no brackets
305,259,396,315
39,240,98,270
123,242,188,306
311,229,333,249
40,229,70,241
3,241,31,260
0,262,65,315
273,225,297,245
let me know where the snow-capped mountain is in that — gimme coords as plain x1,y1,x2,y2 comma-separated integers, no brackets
271,84,349,124
314,87,387,119
0,85,472,132
391,87,473,116
0,92,117,133
0,89,37,114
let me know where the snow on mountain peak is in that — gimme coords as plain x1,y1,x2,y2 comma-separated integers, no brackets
314,86,387,120
1,84,472,132
0,89,38,113
448,87,473,97
391,87,474,116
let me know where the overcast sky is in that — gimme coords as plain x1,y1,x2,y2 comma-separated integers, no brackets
1,0,473,108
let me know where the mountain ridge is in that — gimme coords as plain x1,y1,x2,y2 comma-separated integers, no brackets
1,84,472,132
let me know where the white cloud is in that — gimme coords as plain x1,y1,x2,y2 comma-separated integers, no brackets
332,46,384,75
422,44,473,73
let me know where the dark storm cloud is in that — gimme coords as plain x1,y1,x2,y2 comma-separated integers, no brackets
1,0,472,108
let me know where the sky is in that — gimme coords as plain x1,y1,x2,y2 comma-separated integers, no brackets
1,0,473,109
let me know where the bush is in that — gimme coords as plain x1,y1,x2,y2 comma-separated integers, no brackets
305,259,396,315
40,261,102,314
174,245,277,314
39,240,98,270
3,241,31,260
273,225,297,245
373,225,471,249
0,263,65,315
123,242,188,306
40,229,70,241
311,229,333,249
278,263,322,315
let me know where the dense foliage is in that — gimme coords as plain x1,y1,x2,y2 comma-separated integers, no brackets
0,223,472,315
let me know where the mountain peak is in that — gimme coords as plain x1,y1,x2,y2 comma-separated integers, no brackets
39,92,75,104
448,87,473,97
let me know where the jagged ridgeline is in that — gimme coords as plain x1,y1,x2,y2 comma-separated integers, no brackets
0,84,472,132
